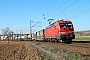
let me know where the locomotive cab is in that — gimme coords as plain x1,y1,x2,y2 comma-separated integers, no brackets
58,20,75,43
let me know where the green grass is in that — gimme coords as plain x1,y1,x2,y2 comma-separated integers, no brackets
39,50,54,60
68,53,81,60
51,48,60,54
68,53,90,60
73,37,90,41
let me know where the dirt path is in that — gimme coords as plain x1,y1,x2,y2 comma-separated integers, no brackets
0,42,42,60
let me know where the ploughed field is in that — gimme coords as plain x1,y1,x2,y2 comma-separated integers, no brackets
0,41,90,60
0,41,42,60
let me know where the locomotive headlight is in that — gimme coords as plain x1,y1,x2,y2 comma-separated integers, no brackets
59,32,66,34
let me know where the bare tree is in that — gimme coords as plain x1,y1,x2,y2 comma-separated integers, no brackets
1,27,14,41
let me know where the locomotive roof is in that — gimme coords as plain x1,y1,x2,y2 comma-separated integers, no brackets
46,19,71,28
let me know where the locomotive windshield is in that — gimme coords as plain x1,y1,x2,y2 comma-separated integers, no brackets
60,23,72,28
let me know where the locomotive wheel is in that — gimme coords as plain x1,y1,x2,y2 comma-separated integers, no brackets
67,39,72,44
57,40,59,43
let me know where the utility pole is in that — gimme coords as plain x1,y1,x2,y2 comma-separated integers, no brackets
20,30,22,41
30,20,40,34
30,20,32,34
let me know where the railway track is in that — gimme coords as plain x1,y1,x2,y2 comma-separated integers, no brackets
32,40,90,48
68,42,90,48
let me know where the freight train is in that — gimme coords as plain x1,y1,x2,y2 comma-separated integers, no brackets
31,19,75,43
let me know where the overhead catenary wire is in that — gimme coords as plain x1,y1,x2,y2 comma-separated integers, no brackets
44,0,52,15
45,0,57,17
62,0,90,18
49,0,69,16
53,0,79,18
38,0,52,22
36,0,52,26
38,0,57,28
67,8,90,19
35,0,53,30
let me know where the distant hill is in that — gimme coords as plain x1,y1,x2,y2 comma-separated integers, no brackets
75,30,90,36
75,30,90,32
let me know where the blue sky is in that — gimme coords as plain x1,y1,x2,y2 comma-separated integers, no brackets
0,0,90,34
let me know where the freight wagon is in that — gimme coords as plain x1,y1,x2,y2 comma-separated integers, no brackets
31,19,75,43
36,30,44,40
31,30,44,41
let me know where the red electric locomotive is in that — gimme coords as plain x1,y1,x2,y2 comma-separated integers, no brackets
44,19,75,43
